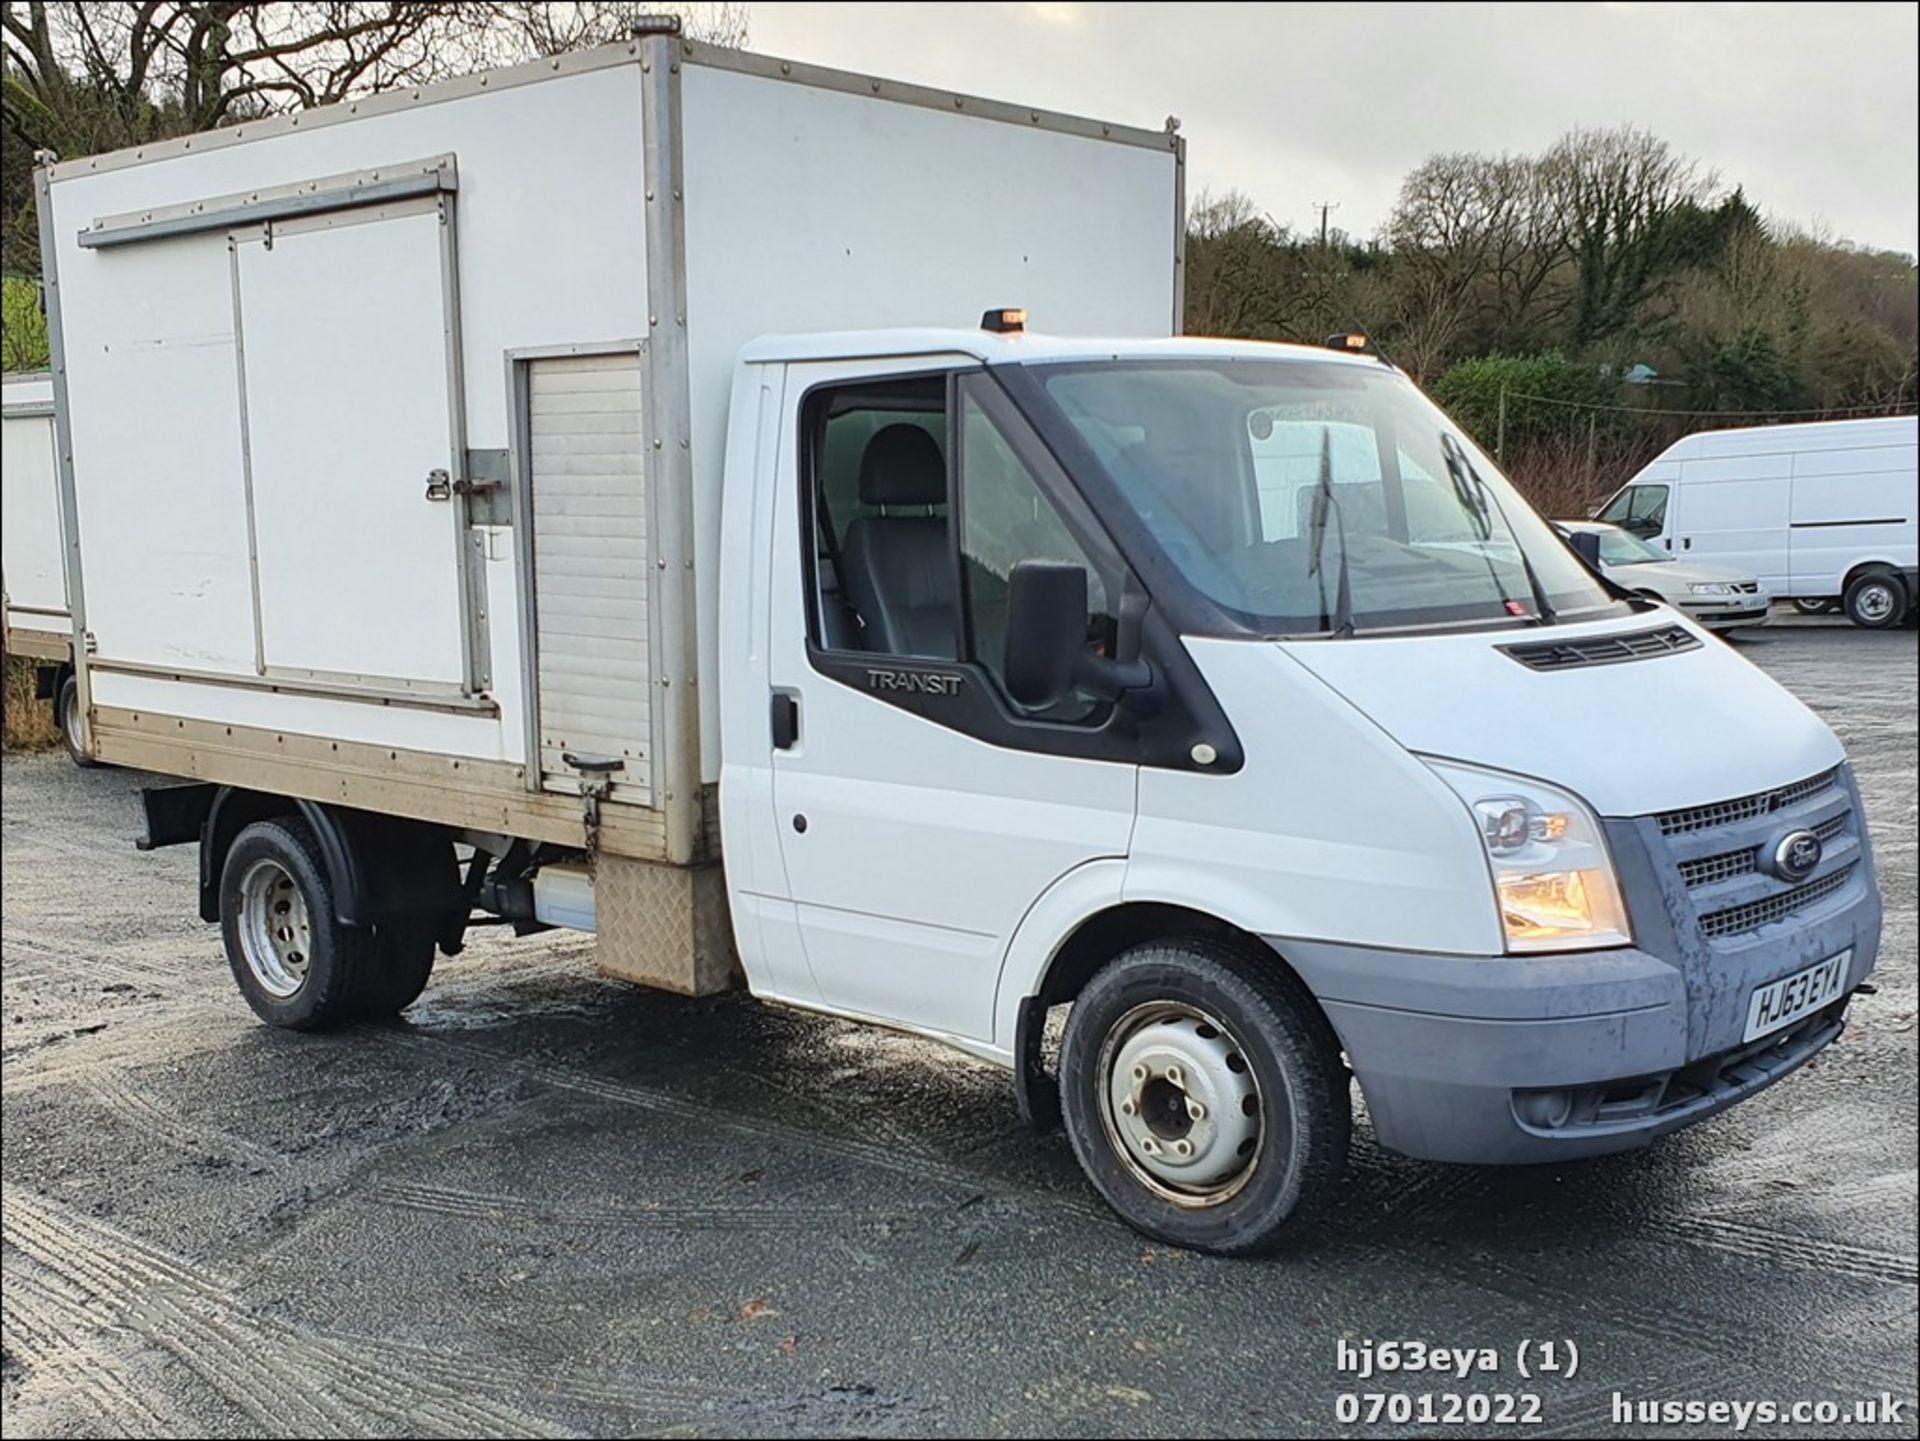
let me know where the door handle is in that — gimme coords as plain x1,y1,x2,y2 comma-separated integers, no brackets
770,692,799,750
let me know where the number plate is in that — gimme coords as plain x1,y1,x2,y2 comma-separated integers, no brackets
1743,950,1851,1042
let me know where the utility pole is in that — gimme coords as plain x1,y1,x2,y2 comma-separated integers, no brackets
1313,200,1341,248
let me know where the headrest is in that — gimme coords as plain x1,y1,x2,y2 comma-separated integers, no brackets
858,424,946,507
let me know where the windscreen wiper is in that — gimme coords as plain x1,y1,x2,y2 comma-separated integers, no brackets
1307,427,1356,636
1439,434,1557,625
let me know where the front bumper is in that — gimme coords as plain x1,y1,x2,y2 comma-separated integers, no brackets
1682,597,1772,629
1275,772,1882,1164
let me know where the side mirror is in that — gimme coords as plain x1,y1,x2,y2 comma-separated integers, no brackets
1005,561,1089,709
1004,561,1149,711
1567,530,1603,569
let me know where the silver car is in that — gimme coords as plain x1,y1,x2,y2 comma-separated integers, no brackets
1559,520,1772,631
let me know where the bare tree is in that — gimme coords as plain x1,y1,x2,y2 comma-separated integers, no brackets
1383,150,1573,373
480,2,748,60
1184,190,1292,339
4,1,746,134
1382,153,1502,378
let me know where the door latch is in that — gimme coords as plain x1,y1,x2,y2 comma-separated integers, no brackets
563,753,625,872
770,692,800,750
425,468,452,501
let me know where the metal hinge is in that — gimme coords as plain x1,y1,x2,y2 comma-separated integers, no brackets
425,468,452,501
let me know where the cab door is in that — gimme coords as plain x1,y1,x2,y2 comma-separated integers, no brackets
759,360,1137,1044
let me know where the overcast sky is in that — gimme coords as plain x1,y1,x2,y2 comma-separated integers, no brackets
749,2,1920,257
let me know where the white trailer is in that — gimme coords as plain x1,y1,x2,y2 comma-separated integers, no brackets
1,370,87,761
39,27,1883,1254
1595,415,1919,627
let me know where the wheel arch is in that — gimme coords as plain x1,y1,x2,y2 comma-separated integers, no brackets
1000,870,1324,1132
199,790,460,930
1841,558,1907,595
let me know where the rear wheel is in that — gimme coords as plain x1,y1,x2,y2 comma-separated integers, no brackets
220,817,369,1030
56,675,96,769
357,918,438,1020
1791,597,1837,616
1060,939,1349,1254
1844,570,1907,629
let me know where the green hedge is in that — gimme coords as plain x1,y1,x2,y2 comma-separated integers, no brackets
1431,352,1620,452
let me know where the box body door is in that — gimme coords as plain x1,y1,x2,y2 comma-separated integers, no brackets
235,202,470,688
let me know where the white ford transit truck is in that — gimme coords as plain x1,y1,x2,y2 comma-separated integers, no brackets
27,26,1882,1253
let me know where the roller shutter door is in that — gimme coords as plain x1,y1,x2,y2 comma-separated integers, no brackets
529,352,651,803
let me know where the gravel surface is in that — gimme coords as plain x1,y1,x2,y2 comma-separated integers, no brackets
2,615,1914,1438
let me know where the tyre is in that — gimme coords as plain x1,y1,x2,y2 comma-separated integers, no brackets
220,816,370,1030
1059,938,1350,1255
1843,570,1907,630
357,917,438,1020
1790,598,1836,617
56,674,97,769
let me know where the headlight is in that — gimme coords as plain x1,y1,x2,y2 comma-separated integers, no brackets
1423,759,1632,953
1688,582,1736,596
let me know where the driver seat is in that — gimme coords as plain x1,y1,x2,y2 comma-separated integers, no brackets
839,425,956,658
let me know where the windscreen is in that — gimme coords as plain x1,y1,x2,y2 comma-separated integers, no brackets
1033,359,1616,635
1593,525,1672,565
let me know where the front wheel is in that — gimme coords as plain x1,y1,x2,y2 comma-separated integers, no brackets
1844,571,1907,629
1791,598,1836,616
1059,939,1350,1254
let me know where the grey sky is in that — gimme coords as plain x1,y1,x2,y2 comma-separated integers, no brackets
750,2,1920,257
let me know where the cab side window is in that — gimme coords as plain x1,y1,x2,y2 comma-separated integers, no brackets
806,377,955,659
802,372,1120,726
1599,483,1669,538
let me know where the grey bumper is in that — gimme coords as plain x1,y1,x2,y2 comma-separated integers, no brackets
1273,776,1883,1164
1693,603,1772,629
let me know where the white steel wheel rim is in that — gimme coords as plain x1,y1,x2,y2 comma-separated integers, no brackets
1857,583,1895,621
238,858,313,998
62,683,80,738
1097,1001,1265,1209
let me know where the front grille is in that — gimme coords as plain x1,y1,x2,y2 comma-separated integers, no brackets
1697,864,1856,939
1677,812,1850,889
1501,625,1701,672
1656,767,1841,836
1680,847,1760,889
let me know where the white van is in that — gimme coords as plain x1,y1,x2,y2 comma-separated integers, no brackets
1595,416,1918,628
32,28,1885,1254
